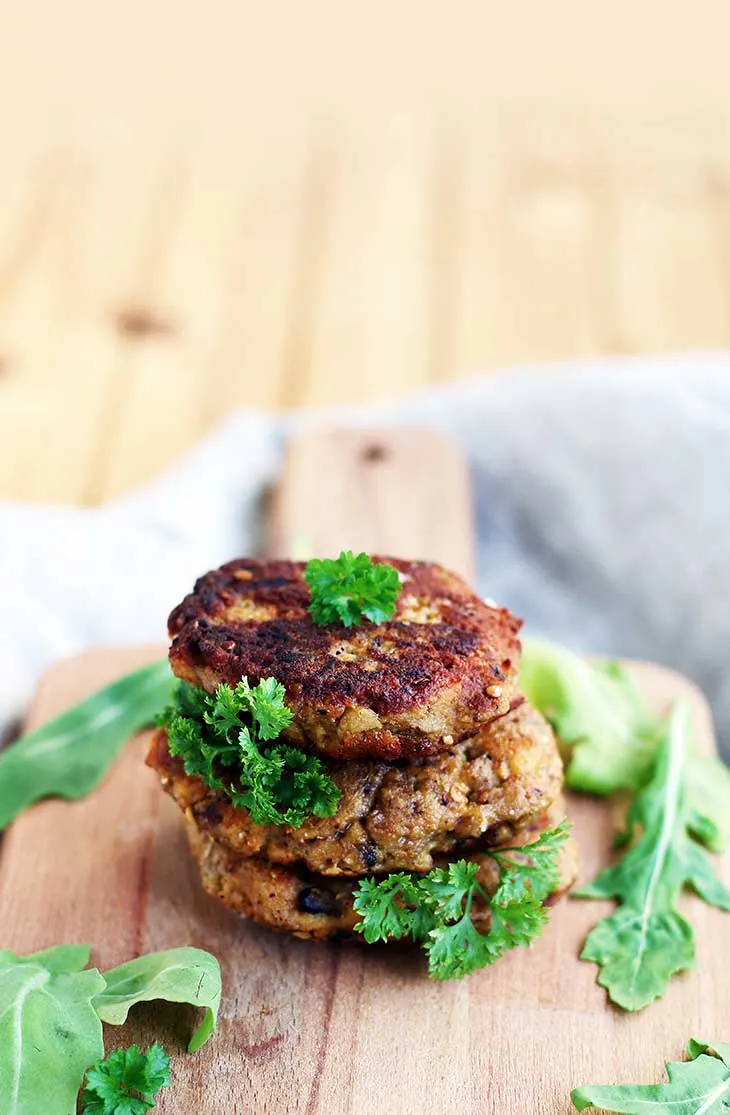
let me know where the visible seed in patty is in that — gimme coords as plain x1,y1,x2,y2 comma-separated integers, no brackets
297,886,342,917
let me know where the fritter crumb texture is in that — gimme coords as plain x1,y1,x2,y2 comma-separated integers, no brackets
147,703,562,875
185,801,578,941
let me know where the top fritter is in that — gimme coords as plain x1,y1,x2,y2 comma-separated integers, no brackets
168,557,522,760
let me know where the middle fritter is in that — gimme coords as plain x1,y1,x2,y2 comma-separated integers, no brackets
147,701,562,876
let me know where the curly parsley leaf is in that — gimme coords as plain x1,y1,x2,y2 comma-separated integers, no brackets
305,551,401,627
163,678,340,828
353,824,568,979
81,1043,170,1114
231,732,341,827
572,1038,730,1112
575,701,730,1011
353,874,429,943
425,906,498,980
490,818,572,904
423,859,551,980
519,638,664,794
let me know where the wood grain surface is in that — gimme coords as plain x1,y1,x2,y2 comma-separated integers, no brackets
267,427,475,581
0,428,727,1113
2,1,730,504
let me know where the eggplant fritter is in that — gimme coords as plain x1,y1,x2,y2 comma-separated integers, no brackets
168,557,522,761
147,703,562,875
185,801,578,942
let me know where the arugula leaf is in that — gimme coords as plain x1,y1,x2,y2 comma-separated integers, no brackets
0,944,220,1114
0,658,173,831
22,943,93,974
572,1038,730,1112
353,824,568,980
520,637,730,1009
685,755,730,854
164,679,340,828
305,551,401,627
0,948,106,1115
575,701,730,1011
93,947,222,1053
81,1043,170,1114
519,638,664,794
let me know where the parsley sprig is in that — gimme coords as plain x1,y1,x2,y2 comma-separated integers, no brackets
353,821,570,979
163,678,341,827
305,551,401,627
81,1043,170,1114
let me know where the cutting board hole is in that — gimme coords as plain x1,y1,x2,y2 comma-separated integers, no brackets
114,306,177,339
362,443,388,464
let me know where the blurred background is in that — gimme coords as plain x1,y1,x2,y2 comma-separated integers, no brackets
2,0,730,504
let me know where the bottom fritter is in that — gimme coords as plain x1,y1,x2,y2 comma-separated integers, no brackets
185,800,578,942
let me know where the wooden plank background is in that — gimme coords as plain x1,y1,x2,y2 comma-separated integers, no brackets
2,0,730,504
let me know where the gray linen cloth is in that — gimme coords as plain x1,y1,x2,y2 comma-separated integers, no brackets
1,353,728,754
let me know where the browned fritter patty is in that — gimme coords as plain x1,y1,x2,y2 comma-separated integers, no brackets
185,800,577,942
168,557,522,761
147,703,563,876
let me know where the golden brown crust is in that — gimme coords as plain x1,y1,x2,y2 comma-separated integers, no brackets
147,703,563,875
185,800,578,942
168,557,522,760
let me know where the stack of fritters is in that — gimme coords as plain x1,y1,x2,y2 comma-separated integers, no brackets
147,557,577,942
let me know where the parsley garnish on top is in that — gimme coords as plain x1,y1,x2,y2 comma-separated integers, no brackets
162,677,341,827
305,550,401,627
81,1043,170,1114
353,821,570,979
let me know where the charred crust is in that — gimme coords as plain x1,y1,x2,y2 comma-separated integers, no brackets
167,557,522,759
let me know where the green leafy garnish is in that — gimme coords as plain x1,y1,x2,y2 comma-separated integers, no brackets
572,1038,730,1112
354,872,433,945
0,944,220,1114
305,550,401,627
353,821,570,980
93,947,221,1053
0,946,105,1115
575,701,730,1011
81,1043,170,1114
0,658,173,831
519,638,664,794
163,678,341,827
520,636,730,1010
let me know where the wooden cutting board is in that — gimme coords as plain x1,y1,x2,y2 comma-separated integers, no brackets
0,428,727,1115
